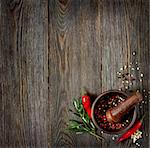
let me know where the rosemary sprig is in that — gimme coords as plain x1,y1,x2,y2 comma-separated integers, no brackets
67,98,105,141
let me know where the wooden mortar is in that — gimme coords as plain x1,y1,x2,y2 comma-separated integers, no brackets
106,92,143,123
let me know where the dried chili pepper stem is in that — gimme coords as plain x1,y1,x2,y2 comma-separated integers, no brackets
116,115,145,143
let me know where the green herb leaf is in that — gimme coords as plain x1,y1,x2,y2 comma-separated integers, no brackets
76,132,83,135
85,112,90,124
69,108,81,117
67,97,105,141
73,99,78,110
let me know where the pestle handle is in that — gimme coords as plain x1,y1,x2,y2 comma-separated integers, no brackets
106,92,143,123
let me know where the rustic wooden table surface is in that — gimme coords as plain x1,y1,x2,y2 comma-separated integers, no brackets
0,0,149,147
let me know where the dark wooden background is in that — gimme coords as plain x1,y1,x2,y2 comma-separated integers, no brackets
0,0,149,147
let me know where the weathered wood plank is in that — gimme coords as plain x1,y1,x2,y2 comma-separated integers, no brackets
48,0,76,147
48,0,103,147
0,0,48,147
100,1,149,148
128,1,149,148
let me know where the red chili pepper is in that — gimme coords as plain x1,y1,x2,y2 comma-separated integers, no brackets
116,115,145,143
82,95,91,109
87,108,91,119
82,94,92,118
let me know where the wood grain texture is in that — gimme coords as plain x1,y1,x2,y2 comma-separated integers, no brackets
0,0,48,147
0,0,149,147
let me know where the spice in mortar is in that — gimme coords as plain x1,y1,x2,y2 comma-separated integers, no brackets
94,92,134,132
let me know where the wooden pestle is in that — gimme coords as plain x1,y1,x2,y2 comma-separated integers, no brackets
106,92,143,123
